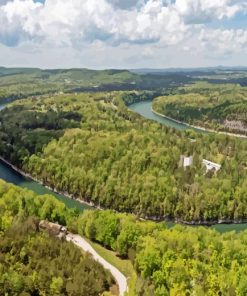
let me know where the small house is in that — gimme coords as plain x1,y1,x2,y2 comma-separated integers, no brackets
202,159,221,173
39,220,67,238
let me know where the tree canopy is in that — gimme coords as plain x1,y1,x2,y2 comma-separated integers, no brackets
0,180,115,296
0,91,247,223
2,179,247,296
153,82,247,135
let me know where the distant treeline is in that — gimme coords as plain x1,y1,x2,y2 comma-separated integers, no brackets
0,67,192,103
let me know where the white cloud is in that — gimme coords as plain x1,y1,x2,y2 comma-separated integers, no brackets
175,0,247,24
200,28,247,54
0,0,246,67
0,0,188,46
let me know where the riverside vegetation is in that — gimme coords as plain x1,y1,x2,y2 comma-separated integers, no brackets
1,180,247,295
153,82,247,135
0,92,247,223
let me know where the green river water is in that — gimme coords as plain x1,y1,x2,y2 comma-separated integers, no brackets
0,100,246,232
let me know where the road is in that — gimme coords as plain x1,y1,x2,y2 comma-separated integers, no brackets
66,233,128,296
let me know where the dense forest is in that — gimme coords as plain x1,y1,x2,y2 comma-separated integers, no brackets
0,180,115,296
153,82,247,135
0,92,247,223
79,209,247,296
2,67,247,296
2,179,247,296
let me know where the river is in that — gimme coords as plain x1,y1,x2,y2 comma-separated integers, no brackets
129,101,188,130
0,160,89,211
0,104,6,111
0,99,246,232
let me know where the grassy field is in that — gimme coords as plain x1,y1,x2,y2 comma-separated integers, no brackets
86,238,137,296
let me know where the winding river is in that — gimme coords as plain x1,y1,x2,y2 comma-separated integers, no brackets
0,99,247,232
129,101,188,130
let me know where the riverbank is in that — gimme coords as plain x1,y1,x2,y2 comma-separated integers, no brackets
141,215,247,227
151,107,247,139
2,157,247,228
0,157,99,210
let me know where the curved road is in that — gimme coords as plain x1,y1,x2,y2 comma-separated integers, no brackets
66,233,128,296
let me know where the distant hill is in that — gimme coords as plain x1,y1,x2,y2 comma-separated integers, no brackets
131,66,247,75
0,67,192,102
2,65,246,103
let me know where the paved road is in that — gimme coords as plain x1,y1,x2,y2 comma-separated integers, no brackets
66,233,128,296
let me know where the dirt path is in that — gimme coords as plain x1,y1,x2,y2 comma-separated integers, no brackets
66,233,128,296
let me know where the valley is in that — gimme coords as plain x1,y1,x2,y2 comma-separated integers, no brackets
1,90,247,224
1,67,247,296
1,0,247,294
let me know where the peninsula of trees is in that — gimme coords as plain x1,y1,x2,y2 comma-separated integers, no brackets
0,91,247,223
153,82,247,135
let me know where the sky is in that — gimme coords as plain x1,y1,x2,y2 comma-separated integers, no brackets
0,0,247,69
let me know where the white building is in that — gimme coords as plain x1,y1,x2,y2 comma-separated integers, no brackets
202,159,221,173
180,155,193,168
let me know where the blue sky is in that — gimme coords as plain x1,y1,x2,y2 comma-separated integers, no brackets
210,13,246,29
0,0,246,69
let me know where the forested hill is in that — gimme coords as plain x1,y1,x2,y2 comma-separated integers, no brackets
0,67,191,103
153,82,247,135
1,92,247,223
0,180,115,296
2,179,247,295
